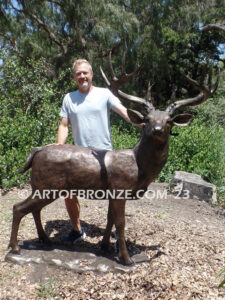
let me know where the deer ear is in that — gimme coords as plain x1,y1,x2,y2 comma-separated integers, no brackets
127,109,144,124
171,113,193,127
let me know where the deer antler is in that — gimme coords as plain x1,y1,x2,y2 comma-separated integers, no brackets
146,80,155,103
100,50,141,93
166,64,221,115
100,51,154,112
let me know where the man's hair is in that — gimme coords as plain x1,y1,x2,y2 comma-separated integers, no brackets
73,59,93,73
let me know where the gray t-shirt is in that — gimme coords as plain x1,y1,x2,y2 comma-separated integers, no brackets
60,87,121,150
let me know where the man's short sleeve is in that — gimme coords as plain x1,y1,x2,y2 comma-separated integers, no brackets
60,94,69,119
107,89,121,109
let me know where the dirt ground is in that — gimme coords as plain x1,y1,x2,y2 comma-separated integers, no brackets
0,183,225,299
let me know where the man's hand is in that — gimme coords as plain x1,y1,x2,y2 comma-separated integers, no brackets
46,143,61,147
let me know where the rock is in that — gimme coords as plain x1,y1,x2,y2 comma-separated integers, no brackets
172,171,217,203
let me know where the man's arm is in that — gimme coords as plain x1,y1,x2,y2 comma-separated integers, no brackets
112,103,143,128
57,117,69,144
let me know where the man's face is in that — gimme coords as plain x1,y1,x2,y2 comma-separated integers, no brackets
74,63,93,93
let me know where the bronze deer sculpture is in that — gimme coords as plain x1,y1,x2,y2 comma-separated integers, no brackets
9,58,220,265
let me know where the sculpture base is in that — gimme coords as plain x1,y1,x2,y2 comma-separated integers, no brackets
5,241,149,274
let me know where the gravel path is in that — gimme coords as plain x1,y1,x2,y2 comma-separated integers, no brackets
0,183,224,299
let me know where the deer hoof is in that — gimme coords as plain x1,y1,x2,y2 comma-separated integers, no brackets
124,257,135,266
119,255,134,266
8,244,21,255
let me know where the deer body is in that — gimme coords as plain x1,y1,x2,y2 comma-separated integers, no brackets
31,146,139,192
32,130,169,193
8,109,172,265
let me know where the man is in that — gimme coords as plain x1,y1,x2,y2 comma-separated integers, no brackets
58,59,138,243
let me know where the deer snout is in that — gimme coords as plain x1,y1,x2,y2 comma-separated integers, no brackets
152,123,163,134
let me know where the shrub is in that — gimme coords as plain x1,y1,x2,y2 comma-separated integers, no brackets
0,109,58,188
111,119,140,150
0,56,74,188
158,117,225,202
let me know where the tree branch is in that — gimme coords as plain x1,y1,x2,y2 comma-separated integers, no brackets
0,33,18,52
19,0,67,54
72,22,90,60
8,0,23,13
46,0,62,6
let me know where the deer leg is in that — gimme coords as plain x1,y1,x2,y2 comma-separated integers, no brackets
111,199,134,265
8,194,55,254
32,209,51,244
101,200,114,251
8,195,33,254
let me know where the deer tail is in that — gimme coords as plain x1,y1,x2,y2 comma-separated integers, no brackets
18,147,44,174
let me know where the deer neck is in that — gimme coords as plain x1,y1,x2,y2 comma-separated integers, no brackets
133,133,170,182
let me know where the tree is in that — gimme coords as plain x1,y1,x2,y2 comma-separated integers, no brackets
0,1,139,69
0,0,224,102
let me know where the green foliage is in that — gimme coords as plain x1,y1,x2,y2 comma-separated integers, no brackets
37,280,57,298
0,55,74,188
0,109,60,188
217,267,225,288
157,113,225,203
111,119,140,150
191,73,225,127
158,118,224,183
